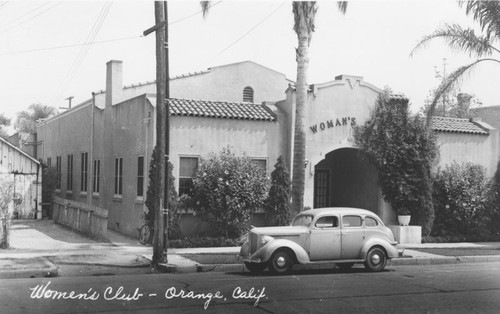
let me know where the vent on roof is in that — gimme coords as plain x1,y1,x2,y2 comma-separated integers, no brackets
243,86,254,103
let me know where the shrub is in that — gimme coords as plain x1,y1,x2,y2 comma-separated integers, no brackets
487,161,500,236
145,146,181,240
354,91,437,236
191,146,269,238
432,162,491,237
265,156,291,226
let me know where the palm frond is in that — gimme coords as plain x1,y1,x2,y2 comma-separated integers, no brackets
337,1,348,14
200,1,211,18
425,58,500,128
411,24,497,58
460,0,500,40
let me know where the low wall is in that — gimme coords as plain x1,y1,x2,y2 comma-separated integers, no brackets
52,196,108,240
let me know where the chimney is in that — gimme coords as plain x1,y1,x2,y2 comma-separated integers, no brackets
105,60,123,107
456,93,472,118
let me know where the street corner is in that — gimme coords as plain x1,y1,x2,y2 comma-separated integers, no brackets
0,257,58,279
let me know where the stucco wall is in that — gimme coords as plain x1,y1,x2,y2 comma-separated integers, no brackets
119,61,291,105
302,76,382,209
435,130,499,177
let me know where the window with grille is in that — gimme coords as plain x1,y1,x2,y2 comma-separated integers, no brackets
114,157,123,196
251,159,267,175
67,154,73,191
179,157,198,196
137,156,144,197
314,169,330,208
47,157,52,168
243,86,254,102
81,152,88,192
93,159,100,194
56,156,61,190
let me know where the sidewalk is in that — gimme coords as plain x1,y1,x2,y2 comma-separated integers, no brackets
2,220,500,278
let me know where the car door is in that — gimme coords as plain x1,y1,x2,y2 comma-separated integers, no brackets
309,215,341,261
340,214,365,259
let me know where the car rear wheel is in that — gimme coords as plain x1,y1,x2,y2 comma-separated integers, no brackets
268,250,294,275
337,262,354,270
364,247,387,272
245,262,267,274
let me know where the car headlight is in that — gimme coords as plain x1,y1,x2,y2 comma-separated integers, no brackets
261,235,274,245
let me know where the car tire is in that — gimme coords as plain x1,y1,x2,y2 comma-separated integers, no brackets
364,247,387,272
245,262,267,274
337,262,354,270
268,250,294,275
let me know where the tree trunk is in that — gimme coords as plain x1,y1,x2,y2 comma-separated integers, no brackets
291,3,313,217
0,216,10,249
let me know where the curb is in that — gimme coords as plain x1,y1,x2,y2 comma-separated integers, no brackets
0,258,58,279
158,255,500,274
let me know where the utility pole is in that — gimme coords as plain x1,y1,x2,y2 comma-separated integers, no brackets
143,1,169,267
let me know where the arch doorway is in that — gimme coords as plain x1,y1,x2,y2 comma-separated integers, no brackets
313,148,379,215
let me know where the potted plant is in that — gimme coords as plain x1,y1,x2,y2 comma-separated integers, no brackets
397,207,411,226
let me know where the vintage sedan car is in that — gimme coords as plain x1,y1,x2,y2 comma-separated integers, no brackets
239,207,401,274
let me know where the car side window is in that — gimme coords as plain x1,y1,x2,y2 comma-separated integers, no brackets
315,216,339,228
365,216,378,227
342,215,362,228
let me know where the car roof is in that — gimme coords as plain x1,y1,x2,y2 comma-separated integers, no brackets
300,207,378,217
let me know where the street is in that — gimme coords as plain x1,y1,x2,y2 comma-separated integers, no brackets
1,262,499,313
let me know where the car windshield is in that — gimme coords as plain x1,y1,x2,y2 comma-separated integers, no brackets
291,214,313,227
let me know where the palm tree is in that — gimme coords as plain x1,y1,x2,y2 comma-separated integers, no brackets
291,2,347,215
201,1,347,216
411,1,500,129
15,103,57,133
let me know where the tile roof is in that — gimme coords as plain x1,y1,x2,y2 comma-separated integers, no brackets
431,116,489,135
167,98,276,121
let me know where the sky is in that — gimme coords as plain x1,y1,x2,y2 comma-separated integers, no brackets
1,0,499,133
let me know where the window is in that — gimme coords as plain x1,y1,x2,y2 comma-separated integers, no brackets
56,156,61,190
67,154,73,191
114,157,123,196
251,159,267,174
179,157,198,196
81,152,88,192
315,216,339,228
243,86,254,102
342,215,362,228
47,157,52,168
314,169,330,208
365,216,378,227
137,156,144,197
93,159,100,194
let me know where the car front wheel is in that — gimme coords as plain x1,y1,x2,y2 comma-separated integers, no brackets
268,250,294,275
245,262,267,274
364,247,387,272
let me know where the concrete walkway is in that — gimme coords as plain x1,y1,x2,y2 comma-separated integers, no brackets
1,220,500,278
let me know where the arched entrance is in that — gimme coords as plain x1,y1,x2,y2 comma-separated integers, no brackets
313,148,379,214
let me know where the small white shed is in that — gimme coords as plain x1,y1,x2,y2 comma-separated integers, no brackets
0,136,42,219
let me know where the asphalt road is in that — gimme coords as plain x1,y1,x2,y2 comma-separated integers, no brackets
1,263,499,314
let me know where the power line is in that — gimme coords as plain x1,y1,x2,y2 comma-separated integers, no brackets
50,2,113,106
191,2,287,71
0,35,142,56
0,1,224,56
0,2,62,33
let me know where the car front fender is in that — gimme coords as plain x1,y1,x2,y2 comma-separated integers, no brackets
253,239,310,264
361,238,398,259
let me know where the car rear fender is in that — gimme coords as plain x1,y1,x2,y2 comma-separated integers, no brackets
257,239,310,264
361,238,398,259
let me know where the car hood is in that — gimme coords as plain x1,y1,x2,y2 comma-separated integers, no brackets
250,226,309,236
